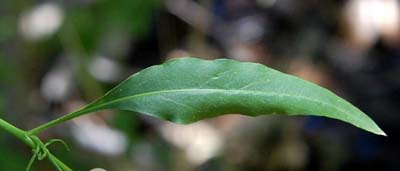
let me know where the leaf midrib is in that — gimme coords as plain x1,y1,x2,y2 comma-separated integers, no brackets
89,88,356,123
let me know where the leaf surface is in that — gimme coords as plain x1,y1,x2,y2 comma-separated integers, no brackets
77,57,385,135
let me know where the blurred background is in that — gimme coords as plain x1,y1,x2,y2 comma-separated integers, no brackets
0,0,399,170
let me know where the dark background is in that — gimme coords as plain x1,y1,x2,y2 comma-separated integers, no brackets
0,0,399,170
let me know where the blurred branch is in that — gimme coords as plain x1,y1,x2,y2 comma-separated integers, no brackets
58,17,104,101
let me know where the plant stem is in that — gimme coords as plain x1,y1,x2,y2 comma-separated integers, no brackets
0,118,73,171
28,107,97,135
0,119,33,146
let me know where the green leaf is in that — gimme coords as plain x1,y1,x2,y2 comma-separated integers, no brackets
48,57,387,135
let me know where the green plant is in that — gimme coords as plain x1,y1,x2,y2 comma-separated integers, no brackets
0,57,385,171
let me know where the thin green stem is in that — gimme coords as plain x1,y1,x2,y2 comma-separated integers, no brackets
0,119,33,146
49,153,72,171
28,107,97,135
0,118,73,171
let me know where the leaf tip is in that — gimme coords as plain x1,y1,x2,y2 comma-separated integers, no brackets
377,130,387,137
370,125,386,136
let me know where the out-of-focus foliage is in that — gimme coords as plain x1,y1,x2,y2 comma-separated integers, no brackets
67,0,161,52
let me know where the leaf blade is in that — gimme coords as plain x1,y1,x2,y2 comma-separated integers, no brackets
82,57,385,136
